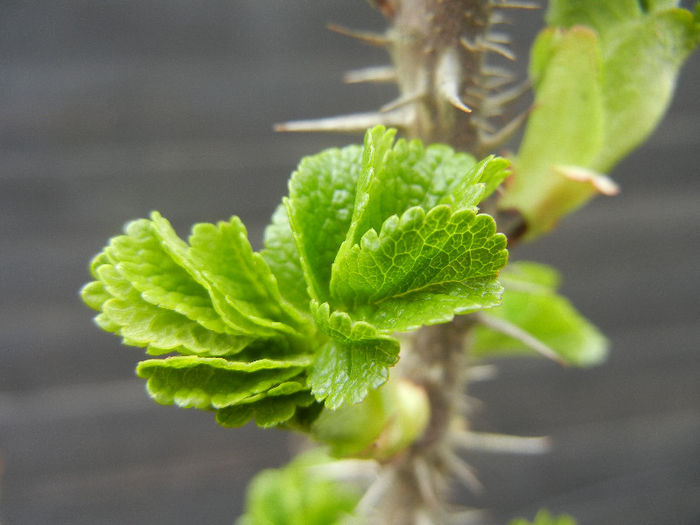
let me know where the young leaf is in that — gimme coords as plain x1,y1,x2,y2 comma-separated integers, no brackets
309,301,400,409
149,212,306,339
217,390,316,428
104,218,234,335
471,262,608,367
236,450,361,525
332,205,507,331
286,144,364,302
500,27,605,237
509,509,577,525
503,1,699,238
338,126,504,260
137,354,314,427
262,203,311,314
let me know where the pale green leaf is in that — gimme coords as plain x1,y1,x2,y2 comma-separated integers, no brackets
286,144,364,302
149,212,303,339
338,127,503,262
137,355,312,411
105,218,233,335
509,509,577,525
186,215,309,333
262,203,311,313
236,450,360,525
85,248,253,355
472,262,608,366
501,27,605,237
217,391,315,428
505,1,699,238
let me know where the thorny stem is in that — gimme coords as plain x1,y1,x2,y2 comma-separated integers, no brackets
356,1,533,522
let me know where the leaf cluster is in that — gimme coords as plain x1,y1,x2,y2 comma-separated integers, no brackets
82,126,510,424
501,0,700,237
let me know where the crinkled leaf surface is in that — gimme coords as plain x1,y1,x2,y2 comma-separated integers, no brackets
84,127,512,415
286,144,364,302
282,127,509,405
82,213,318,427
236,450,360,525
337,127,504,259
262,203,311,314
150,212,306,338
137,354,313,427
332,205,507,331
308,301,400,409
472,262,608,366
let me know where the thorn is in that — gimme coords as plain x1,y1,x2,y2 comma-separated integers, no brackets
436,48,472,113
485,79,531,109
480,39,516,61
553,165,620,196
441,449,484,494
485,31,511,45
491,0,539,9
475,312,567,366
482,65,514,79
478,109,530,151
459,36,479,52
451,431,552,455
344,65,397,84
490,12,512,25
327,23,391,47
355,468,396,515
380,90,427,113
471,116,496,133
274,110,410,133
414,458,441,508
480,75,515,90
466,364,498,382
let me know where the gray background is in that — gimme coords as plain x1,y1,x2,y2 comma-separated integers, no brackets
1,2,698,524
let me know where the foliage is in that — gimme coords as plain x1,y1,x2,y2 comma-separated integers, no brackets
236,450,361,525
82,126,510,425
501,0,700,237
509,509,577,525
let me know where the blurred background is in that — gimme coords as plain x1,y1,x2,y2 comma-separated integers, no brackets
1,1,698,524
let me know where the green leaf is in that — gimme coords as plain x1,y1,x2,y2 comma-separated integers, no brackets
262,203,311,314
102,286,253,357
236,450,360,525
505,1,699,238
501,27,605,237
217,391,316,428
472,262,608,367
332,205,507,331
105,218,234,335
509,509,577,525
149,212,305,339
338,126,502,261
137,354,315,427
286,144,364,302
83,212,322,428
308,301,399,409
82,239,255,356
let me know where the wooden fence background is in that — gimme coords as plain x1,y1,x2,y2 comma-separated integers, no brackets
1,2,698,524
